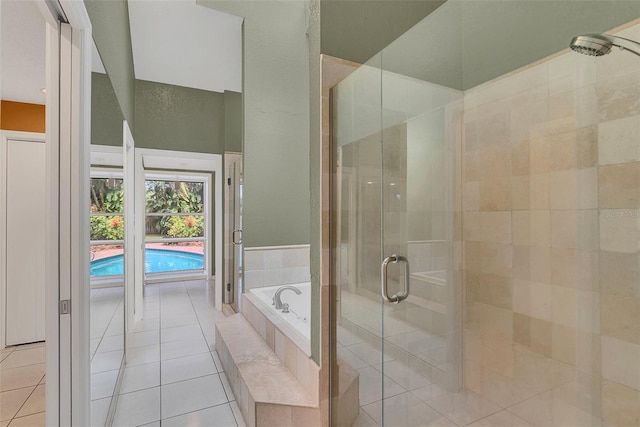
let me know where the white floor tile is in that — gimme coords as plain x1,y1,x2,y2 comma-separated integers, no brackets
508,390,600,427
0,387,32,421
160,375,228,419
90,350,124,374
91,370,119,401
362,391,423,421
346,341,395,365
120,362,160,394
16,384,45,417
338,347,370,369
129,318,160,333
467,410,533,427
161,324,204,343
90,339,101,355
0,348,46,370
0,363,45,392
385,330,445,354
126,330,159,349
96,335,125,354
337,326,365,346
375,360,432,391
0,349,15,364
125,345,160,367
7,411,45,427
161,353,216,385
423,390,502,426
384,401,451,426
353,408,378,426
161,403,238,427
90,398,111,427
411,383,449,403
357,366,406,406
160,314,199,329
113,387,160,427
160,338,209,361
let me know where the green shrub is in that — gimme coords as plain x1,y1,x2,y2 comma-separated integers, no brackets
165,216,203,238
90,215,124,240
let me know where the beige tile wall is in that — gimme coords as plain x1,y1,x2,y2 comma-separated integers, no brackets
244,245,310,290
463,20,640,425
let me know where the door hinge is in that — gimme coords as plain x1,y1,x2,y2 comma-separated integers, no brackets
60,299,71,315
227,283,231,292
227,177,231,186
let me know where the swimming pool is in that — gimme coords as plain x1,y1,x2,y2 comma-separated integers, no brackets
90,249,204,277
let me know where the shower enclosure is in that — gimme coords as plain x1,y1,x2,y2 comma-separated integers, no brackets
330,1,640,426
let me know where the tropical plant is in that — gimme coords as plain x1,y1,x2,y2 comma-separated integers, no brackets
145,180,203,214
90,178,124,213
145,180,204,237
90,215,124,240
165,215,204,238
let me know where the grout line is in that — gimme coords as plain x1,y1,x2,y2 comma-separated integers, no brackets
159,400,237,425
228,401,244,427
9,384,38,422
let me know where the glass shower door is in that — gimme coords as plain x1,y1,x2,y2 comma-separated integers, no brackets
227,159,243,312
332,53,387,426
331,13,463,425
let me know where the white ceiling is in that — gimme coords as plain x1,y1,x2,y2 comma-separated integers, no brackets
92,41,107,74
1,0,241,106
128,0,243,93
1,0,46,104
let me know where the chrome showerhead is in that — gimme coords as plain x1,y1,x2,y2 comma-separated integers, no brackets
570,34,612,56
570,33,640,57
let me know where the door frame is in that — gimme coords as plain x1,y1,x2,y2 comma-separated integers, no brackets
135,148,223,310
37,0,93,425
0,131,46,350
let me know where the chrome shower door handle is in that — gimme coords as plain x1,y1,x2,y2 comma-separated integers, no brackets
381,254,410,304
232,229,243,245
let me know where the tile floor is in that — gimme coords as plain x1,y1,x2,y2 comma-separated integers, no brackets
90,286,125,426
338,322,533,427
109,280,245,427
339,291,588,426
339,291,508,427
0,342,47,426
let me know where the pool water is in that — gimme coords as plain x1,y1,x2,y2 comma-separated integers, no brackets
91,249,204,277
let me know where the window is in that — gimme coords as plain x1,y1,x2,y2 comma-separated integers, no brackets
144,177,206,275
90,172,124,279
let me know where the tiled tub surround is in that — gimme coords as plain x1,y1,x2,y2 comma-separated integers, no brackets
242,290,318,400
243,245,310,290
215,289,323,426
462,20,640,426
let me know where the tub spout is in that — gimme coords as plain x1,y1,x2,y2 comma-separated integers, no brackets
274,285,301,310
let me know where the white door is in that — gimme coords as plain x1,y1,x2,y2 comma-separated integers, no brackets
5,138,46,345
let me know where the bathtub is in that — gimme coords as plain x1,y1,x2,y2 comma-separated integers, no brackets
249,282,311,341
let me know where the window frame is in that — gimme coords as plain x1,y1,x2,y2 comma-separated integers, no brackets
89,167,125,286
143,171,211,280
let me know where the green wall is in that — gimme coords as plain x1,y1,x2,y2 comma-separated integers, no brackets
91,73,123,147
85,0,135,127
224,91,242,153
135,79,226,154
198,0,311,249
